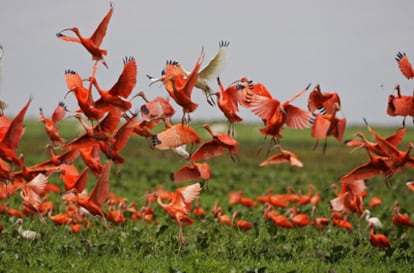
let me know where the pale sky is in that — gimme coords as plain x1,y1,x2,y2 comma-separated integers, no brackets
1,1,414,126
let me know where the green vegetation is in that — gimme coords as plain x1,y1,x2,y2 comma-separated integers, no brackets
1,119,414,273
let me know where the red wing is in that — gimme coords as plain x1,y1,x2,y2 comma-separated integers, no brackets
396,52,414,80
51,102,67,123
27,173,48,196
340,162,382,184
284,104,312,129
113,115,138,152
342,179,367,196
386,127,406,146
173,163,211,183
189,140,228,162
311,114,330,139
251,83,273,98
155,125,201,150
307,89,324,113
259,153,290,166
109,57,137,98
97,108,122,135
90,3,114,47
64,70,83,90
215,133,239,146
2,98,31,150
173,182,203,213
88,160,112,208
183,48,205,97
247,95,279,121
335,118,347,142
72,167,89,193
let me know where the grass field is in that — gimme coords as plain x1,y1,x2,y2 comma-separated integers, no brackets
1,119,414,273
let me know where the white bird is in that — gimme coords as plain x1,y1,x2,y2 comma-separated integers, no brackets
14,218,41,240
192,40,230,105
361,209,383,229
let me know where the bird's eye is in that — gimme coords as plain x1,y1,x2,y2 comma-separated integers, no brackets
161,69,166,76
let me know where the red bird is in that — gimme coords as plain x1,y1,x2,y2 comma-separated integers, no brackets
307,84,342,115
310,102,346,153
189,123,239,162
172,162,211,183
240,82,311,142
64,70,107,121
212,77,243,136
0,97,31,167
368,222,390,248
153,181,204,243
150,48,205,124
89,56,138,112
134,91,175,122
69,160,112,218
57,2,113,75
152,119,201,151
386,84,414,126
231,211,252,231
259,144,303,168
392,200,414,227
39,102,67,146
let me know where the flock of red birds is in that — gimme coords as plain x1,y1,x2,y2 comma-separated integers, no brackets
0,3,414,246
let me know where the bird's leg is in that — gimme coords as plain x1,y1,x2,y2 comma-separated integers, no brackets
175,216,186,244
322,138,328,154
256,135,269,155
206,92,216,106
92,61,100,79
313,139,319,151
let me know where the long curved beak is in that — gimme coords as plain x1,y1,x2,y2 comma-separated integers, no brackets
64,88,76,99
146,74,163,87
59,28,74,33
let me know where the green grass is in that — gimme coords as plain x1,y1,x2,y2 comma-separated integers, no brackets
1,119,414,273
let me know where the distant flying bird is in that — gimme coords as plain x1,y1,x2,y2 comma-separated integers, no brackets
396,52,414,80
57,2,114,75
